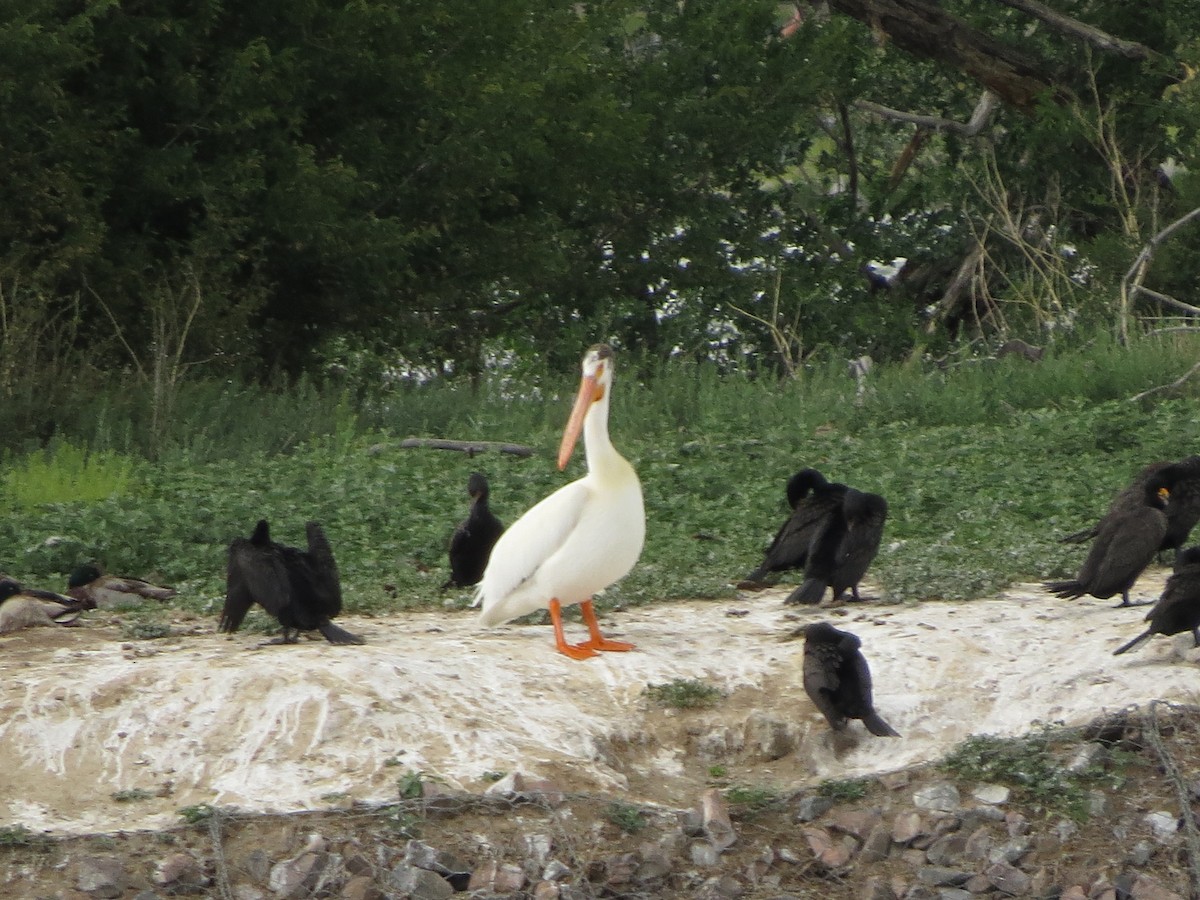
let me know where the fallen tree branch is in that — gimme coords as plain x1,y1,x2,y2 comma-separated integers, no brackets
399,437,536,457
1120,206,1200,343
1129,284,1200,317
1129,360,1200,402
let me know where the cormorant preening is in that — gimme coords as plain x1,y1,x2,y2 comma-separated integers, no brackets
221,519,364,645
1044,474,1171,607
801,622,899,737
67,564,176,608
1061,456,1200,556
0,577,95,634
744,469,848,584
786,488,888,605
442,473,504,590
1114,546,1200,655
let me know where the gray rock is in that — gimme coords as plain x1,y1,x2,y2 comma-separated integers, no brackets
893,811,927,845
985,860,1032,895
858,822,893,864
916,867,972,887
859,875,895,900
695,874,745,899
691,841,721,867
1051,820,1078,842
153,852,208,891
1087,790,1110,818
987,838,1031,865
404,839,470,880
1144,811,1179,841
914,783,961,813
962,825,994,862
1127,839,1155,866
972,784,1010,805
388,863,454,899
542,859,571,881
745,713,795,760
1129,873,1187,899
702,787,737,850
635,850,672,883
602,852,639,888
242,848,271,882
269,852,325,899
925,834,968,867
340,876,386,900
1066,742,1106,773
795,794,834,822
832,808,883,841
76,855,129,899
937,891,973,900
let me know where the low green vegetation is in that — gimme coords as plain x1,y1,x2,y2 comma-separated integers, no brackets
111,789,155,803
176,804,216,824
939,726,1130,821
724,784,781,813
604,801,648,835
645,679,725,710
0,338,1196,613
816,777,870,802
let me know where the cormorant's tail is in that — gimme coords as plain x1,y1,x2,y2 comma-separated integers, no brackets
1113,629,1153,656
317,620,364,645
785,578,826,605
1043,580,1086,599
863,711,900,737
1058,527,1095,545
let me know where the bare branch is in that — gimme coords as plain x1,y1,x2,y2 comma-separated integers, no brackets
988,0,1153,60
856,91,1000,136
1129,361,1200,402
1121,206,1200,341
1129,285,1200,317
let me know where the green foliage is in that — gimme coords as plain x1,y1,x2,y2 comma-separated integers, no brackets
817,778,870,802
176,804,216,824
111,789,155,803
0,824,43,848
940,727,1115,820
604,801,647,835
2,443,137,508
724,784,781,812
644,678,725,710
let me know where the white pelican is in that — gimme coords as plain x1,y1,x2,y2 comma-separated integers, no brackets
476,343,645,660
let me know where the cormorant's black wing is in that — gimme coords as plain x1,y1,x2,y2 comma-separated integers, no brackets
221,537,291,632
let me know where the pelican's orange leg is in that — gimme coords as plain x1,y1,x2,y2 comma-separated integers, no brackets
549,598,597,660
579,599,636,653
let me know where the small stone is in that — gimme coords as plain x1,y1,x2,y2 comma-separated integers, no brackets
269,852,324,899
494,863,527,892
1066,743,1106,773
543,859,571,881
1129,873,1186,900
603,852,639,887
533,882,561,900
962,825,993,862
153,852,207,889
635,850,672,883
972,784,1010,805
925,834,967,867
467,860,497,891
832,808,883,841
702,787,737,850
803,826,852,869
681,806,706,836
340,876,385,900
691,842,721,867
914,783,961,813
893,812,926,845
243,849,271,882
986,860,1031,895
880,771,911,790
745,713,795,760
1005,811,1029,837
916,867,971,887
1144,811,1179,841
987,838,1031,865
795,794,834,822
387,863,453,900
1128,839,1155,866
858,822,893,864
1059,886,1087,900
860,874,895,900
938,891,973,900
522,834,554,866
1087,790,1110,818
963,873,992,893
76,856,129,899
695,873,745,899
1052,819,1078,842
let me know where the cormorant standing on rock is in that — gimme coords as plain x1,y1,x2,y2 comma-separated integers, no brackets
1044,474,1172,607
799,621,899,737
1114,545,1200,655
442,473,505,590
221,519,364,645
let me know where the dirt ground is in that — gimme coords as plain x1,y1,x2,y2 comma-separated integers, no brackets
2,571,1200,897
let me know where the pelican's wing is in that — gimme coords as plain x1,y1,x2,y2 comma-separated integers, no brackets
476,479,588,610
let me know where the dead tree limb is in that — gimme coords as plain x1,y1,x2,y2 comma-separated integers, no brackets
1129,360,1200,403
988,0,1153,60
1119,206,1200,343
399,438,536,457
857,90,1001,136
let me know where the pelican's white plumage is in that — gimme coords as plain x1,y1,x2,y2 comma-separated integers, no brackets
475,344,644,658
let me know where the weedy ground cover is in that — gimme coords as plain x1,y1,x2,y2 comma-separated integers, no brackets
0,335,1196,620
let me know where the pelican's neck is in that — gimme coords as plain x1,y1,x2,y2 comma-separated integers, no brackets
582,388,624,476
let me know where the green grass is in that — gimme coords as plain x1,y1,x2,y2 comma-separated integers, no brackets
816,777,870,802
604,801,648,834
645,678,725,710
0,335,1196,614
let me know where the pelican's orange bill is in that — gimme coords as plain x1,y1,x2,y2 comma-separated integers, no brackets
558,370,603,469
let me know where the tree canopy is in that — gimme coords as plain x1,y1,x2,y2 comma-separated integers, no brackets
1,0,1196,387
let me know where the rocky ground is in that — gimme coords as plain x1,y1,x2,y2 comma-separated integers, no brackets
4,704,1200,900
